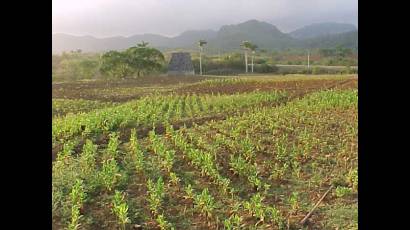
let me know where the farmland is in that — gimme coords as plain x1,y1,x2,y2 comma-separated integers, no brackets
52,74,357,230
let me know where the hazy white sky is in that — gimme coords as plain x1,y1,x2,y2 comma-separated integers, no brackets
52,0,358,37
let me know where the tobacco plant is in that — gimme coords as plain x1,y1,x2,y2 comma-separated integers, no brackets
156,214,175,230
112,190,131,230
147,177,165,216
99,158,120,192
288,192,299,213
223,214,242,230
67,204,82,230
106,132,120,158
168,172,180,187
244,193,266,223
183,184,195,200
194,188,216,219
79,139,97,181
67,179,86,230
129,128,144,173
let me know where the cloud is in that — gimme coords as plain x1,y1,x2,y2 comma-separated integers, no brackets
52,0,357,37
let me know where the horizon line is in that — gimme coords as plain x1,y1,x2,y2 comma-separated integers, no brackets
52,19,357,39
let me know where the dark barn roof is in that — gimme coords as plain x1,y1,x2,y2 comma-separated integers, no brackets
167,52,194,73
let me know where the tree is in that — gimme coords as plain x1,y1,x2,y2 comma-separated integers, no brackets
319,48,334,57
137,41,149,47
126,42,165,77
198,40,207,75
100,51,133,79
59,59,82,80
78,59,99,79
100,42,164,79
52,55,63,78
240,41,252,73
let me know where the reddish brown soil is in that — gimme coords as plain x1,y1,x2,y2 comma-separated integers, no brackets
52,76,357,102
176,77,357,95
52,75,216,102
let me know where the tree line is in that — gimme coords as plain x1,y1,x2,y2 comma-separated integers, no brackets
52,40,357,81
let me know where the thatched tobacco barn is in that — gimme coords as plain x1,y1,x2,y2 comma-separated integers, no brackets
167,52,195,75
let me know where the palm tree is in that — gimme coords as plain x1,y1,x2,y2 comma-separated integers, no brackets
198,40,207,75
137,41,149,47
241,41,252,73
249,44,258,73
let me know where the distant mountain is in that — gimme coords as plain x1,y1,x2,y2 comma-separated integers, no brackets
171,30,217,48
52,33,172,53
52,30,218,53
52,20,358,54
301,30,358,50
289,22,357,39
210,20,296,51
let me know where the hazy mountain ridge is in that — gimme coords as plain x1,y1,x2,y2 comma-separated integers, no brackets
301,30,358,49
52,20,358,53
289,22,357,39
210,20,297,51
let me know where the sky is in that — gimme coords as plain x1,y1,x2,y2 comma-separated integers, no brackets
52,0,358,38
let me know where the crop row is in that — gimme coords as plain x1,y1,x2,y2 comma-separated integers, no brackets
52,99,118,117
52,91,288,145
52,89,357,229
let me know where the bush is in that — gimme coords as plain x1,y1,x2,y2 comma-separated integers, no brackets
205,68,241,75
255,64,278,73
344,66,358,74
193,56,244,75
300,68,312,74
255,58,267,64
52,53,101,81
312,66,324,74
193,54,277,75
335,186,353,198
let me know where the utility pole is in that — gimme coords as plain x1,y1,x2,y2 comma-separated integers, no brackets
241,41,252,73
199,46,203,75
245,50,248,73
198,40,207,75
307,50,310,69
251,51,255,73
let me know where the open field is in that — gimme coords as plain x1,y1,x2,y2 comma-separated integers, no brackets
52,74,356,102
52,74,357,229
52,76,218,102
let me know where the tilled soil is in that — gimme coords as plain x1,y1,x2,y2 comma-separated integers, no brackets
52,75,357,102
175,77,357,95
52,75,216,102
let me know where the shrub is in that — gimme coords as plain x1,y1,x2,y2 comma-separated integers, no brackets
255,64,278,73
335,186,353,198
205,68,241,75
